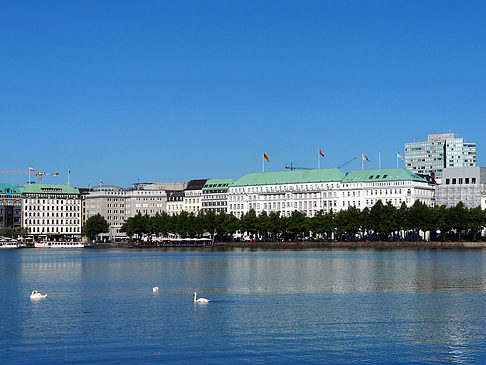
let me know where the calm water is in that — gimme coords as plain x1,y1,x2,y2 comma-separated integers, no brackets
1,248,486,364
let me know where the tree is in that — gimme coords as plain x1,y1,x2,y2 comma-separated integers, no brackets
82,214,109,242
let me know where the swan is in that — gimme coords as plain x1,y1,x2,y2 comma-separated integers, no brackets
152,286,159,292
30,290,47,300
193,291,210,304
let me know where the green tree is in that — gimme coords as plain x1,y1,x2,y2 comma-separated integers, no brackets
82,214,109,242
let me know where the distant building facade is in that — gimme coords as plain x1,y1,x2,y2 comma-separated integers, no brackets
21,184,82,240
435,167,486,208
84,182,186,240
202,178,233,213
183,179,207,214
404,132,476,180
0,184,22,229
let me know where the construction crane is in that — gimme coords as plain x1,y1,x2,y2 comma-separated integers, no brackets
285,162,313,171
338,157,357,169
0,170,60,184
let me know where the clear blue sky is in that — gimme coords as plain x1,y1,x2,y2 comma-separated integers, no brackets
1,1,485,187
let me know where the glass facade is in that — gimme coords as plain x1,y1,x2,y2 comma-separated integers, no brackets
404,133,476,179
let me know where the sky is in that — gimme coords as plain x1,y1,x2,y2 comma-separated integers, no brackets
1,0,485,188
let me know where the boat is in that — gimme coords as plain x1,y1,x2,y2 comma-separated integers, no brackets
34,241,84,248
0,237,19,249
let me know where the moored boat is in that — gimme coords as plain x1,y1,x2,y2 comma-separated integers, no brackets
0,238,19,249
34,241,84,248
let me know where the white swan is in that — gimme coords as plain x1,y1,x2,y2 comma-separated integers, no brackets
152,286,159,292
30,290,47,300
193,291,210,304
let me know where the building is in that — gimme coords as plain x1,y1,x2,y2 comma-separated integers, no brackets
166,190,184,215
228,168,435,218
404,132,476,180
202,178,234,213
21,184,82,240
84,182,184,240
341,169,435,210
183,179,207,214
228,169,345,218
435,167,486,208
0,184,22,229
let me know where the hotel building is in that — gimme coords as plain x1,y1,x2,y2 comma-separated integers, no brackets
21,184,82,240
228,168,435,218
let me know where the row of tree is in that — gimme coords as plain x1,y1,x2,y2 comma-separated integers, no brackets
0,227,28,238
87,201,486,242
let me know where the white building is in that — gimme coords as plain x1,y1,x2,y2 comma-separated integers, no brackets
228,168,435,218
21,184,82,240
183,179,207,214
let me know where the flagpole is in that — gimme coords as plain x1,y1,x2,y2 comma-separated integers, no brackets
68,169,70,186
397,154,398,169
262,151,264,173
362,154,364,171
318,146,320,169
379,152,381,169
29,169,31,184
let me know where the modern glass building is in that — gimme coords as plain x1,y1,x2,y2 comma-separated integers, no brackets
404,132,476,180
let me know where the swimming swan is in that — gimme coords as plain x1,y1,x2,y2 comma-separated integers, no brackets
193,292,210,304
30,290,47,300
153,286,159,292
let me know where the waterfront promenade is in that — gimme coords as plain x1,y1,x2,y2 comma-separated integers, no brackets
88,240,486,249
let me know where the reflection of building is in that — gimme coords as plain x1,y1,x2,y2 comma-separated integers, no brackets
0,184,22,229
202,179,233,213
183,179,207,214
21,184,82,239
404,132,476,180
436,167,486,208
228,168,435,218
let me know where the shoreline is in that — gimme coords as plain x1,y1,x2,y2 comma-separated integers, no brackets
86,241,486,249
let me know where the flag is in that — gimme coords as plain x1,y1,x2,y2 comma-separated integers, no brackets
100,179,104,184
68,169,71,175
362,153,370,162
29,167,35,172
263,153,270,162
397,152,404,162
88,180,91,188
319,148,325,157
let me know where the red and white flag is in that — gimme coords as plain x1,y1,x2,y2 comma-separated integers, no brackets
29,167,35,172
100,179,104,184
319,148,325,157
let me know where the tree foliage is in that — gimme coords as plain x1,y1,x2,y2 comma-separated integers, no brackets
115,201,486,242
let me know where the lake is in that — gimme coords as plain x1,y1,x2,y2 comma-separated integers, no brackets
1,248,486,363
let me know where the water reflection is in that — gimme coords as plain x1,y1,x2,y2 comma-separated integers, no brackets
1,248,486,363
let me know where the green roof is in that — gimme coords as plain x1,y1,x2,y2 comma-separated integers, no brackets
341,168,427,183
20,184,80,195
203,178,234,190
0,183,21,195
232,168,345,187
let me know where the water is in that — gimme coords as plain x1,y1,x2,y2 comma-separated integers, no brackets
1,248,486,363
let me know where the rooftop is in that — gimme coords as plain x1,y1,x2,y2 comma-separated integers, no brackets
203,178,234,190
0,183,21,195
232,169,345,187
20,184,80,195
341,168,427,183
